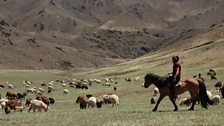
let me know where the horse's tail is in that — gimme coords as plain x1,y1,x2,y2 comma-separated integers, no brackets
198,79,213,109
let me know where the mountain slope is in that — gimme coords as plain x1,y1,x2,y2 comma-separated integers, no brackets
0,0,224,69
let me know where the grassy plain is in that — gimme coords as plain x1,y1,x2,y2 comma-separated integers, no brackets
0,60,223,126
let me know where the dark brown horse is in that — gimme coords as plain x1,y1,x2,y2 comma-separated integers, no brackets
144,73,213,111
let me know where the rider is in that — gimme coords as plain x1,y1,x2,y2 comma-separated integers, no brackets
168,55,182,100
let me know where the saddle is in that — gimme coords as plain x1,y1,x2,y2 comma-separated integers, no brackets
165,75,182,87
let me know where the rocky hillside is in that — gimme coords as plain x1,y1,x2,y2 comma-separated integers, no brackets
0,0,224,69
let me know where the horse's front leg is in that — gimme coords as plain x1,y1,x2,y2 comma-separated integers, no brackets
152,95,164,112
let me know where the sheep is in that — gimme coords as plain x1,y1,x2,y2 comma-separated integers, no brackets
62,83,67,87
76,96,88,109
38,88,44,93
102,95,111,104
109,94,119,107
94,79,102,84
4,99,24,114
41,83,47,86
48,85,54,91
212,95,221,105
215,82,222,90
26,88,36,93
0,84,5,88
179,98,192,106
25,98,33,107
207,69,217,80
105,78,109,82
36,91,43,96
6,92,18,100
125,77,131,82
8,84,14,89
207,90,213,100
16,92,27,99
28,99,48,112
96,98,103,108
36,96,55,106
150,97,156,104
134,76,140,81
103,83,111,86
63,89,69,94
87,97,97,108
220,86,224,98
153,87,159,96
109,78,114,82
0,99,8,110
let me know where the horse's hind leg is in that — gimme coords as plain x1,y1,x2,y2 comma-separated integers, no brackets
188,101,196,111
188,97,198,111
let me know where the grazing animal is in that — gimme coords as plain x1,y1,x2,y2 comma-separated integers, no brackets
102,95,112,104
8,84,14,89
4,100,24,114
26,88,35,93
0,84,5,88
28,99,48,112
207,69,217,80
48,85,54,90
206,90,213,100
212,95,221,105
76,83,88,89
86,94,93,98
220,86,224,98
179,98,192,106
134,77,140,81
87,97,97,108
76,96,88,109
38,88,44,93
36,96,55,106
103,83,111,86
16,93,27,99
125,77,131,82
150,97,156,104
6,92,17,100
41,83,47,86
153,87,159,96
62,83,67,87
25,98,33,107
103,94,119,107
96,98,103,108
144,73,213,111
215,82,222,90
63,89,69,94
48,89,52,93
0,99,8,110
49,97,55,104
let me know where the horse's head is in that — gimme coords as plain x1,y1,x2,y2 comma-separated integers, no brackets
144,73,154,88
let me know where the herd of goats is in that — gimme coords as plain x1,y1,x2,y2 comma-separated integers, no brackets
0,76,139,114
0,69,223,114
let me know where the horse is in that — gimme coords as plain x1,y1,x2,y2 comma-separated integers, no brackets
144,73,213,111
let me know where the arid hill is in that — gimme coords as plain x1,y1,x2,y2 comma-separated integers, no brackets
0,0,223,69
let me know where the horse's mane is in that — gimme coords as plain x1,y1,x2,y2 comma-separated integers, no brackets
147,73,168,88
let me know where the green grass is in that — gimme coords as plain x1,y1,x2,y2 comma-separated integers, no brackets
0,66,223,126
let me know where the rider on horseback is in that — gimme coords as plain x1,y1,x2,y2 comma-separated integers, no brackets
168,55,182,100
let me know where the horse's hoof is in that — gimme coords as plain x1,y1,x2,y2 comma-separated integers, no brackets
188,108,194,111
173,108,178,111
152,109,157,112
